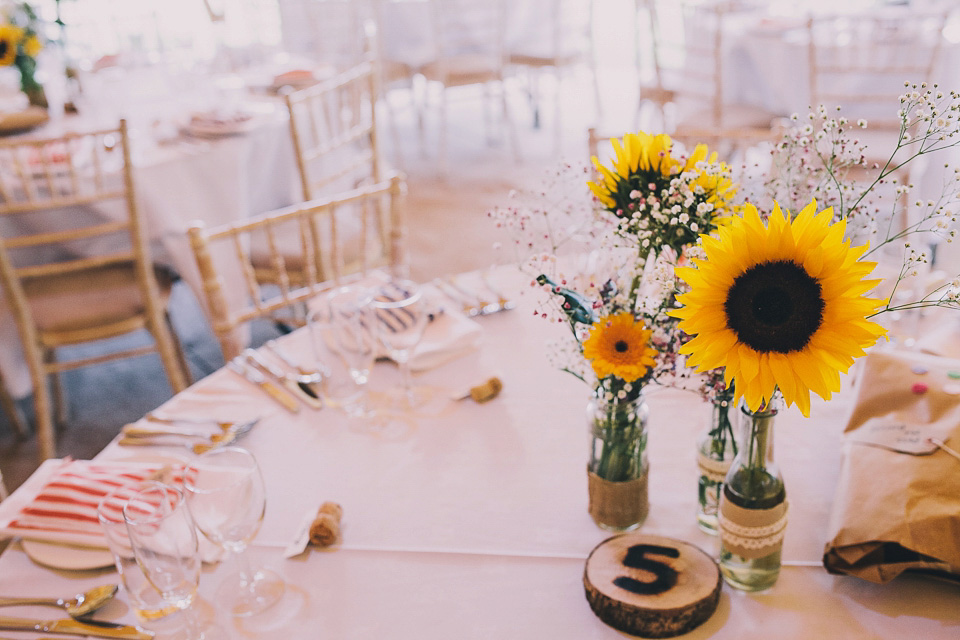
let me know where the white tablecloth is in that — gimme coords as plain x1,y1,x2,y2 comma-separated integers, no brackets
0,267,957,639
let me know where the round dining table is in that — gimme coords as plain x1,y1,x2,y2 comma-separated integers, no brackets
0,266,956,639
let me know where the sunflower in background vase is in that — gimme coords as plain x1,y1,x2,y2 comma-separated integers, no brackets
1,2,45,107
671,200,888,416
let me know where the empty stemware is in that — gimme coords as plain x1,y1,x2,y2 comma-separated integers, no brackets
184,447,285,617
308,285,378,418
370,279,431,407
122,482,215,639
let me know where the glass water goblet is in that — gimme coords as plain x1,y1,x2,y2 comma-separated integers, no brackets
370,279,431,407
122,482,213,640
184,447,285,617
308,285,378,417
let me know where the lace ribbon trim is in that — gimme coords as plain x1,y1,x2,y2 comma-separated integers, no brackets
719,502,790,550
697,453,731,483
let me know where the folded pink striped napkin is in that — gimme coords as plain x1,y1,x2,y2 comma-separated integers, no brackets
0,458,188,548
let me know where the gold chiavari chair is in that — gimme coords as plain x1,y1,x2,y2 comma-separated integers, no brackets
507,0,600,153
187,174,406,362
285,53,383,202
0,120,190,460
667,1,785,157
421,0,520,173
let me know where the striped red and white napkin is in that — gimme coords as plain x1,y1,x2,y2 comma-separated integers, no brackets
0,458,188,548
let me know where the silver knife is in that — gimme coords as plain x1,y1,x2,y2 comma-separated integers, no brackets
227,359,301,413
0,615,154,639
243,349,323,409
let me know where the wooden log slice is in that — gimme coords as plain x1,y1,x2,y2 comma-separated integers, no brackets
583,533,721,638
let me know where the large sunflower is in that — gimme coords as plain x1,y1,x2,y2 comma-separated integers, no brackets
0,25,23,66
583,312,658,383
670,200,887,416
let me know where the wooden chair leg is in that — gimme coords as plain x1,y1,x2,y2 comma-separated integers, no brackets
44,349,68,429
33,371,56,461
153,313,190,394
0,372,26,439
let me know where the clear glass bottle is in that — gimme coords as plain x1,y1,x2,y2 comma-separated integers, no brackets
696,389,737,534
718,395,786,591
587,388,649,531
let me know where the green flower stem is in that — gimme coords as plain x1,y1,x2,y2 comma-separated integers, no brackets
591,380,646,483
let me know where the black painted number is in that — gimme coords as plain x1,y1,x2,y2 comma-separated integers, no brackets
612,544,680,596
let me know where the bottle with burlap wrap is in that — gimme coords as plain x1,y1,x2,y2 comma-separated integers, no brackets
587,389,649,531
696,388,737,534
718,395,787,591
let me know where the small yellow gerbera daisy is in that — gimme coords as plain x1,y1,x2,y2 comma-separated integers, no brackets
0,25,23,66
670,200,887,417
583,312,658,383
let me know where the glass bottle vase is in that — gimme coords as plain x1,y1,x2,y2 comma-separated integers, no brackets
586,388,649,532
696,389,737,534
718,394,787,591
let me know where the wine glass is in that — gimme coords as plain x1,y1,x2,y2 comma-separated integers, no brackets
308,285,378,418
370,279,430,407
98,483,180,622
183,446,285,617
122,482,214,639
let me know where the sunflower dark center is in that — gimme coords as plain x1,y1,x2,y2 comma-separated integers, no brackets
724,260,824,353
0,42,8,59
614,340,630,353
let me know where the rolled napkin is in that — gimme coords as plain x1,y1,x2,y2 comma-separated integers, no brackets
0,459,188,549
822,349,960,583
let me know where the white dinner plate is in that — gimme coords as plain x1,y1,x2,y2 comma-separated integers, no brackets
21,539,115,571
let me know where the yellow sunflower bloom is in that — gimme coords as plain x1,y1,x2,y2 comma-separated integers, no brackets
0,25,23,66
583,312,658,383
670,200,887,417
587,131,676,209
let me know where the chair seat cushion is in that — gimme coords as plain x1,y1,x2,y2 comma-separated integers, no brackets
421,55,503,86
22,262,174,335
676,104,783,132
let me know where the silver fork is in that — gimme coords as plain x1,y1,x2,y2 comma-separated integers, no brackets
434,278,482,316
118,417,260,453
480,269,516,312
145,412,237,430
446,275,501,315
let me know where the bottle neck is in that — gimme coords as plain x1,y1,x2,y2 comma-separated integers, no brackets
737,399,779,472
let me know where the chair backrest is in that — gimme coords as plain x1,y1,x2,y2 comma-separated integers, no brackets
428,0,507,80
187,173,406,361
807,10,948,130
635,0,670,93
285,54,382,202
669,1,740,129
0,120,162,345
284,0,373,71
508,0,594,65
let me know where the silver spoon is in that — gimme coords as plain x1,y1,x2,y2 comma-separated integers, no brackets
0,584,118,619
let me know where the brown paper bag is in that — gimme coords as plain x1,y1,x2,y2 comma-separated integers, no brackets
822,349,960,584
